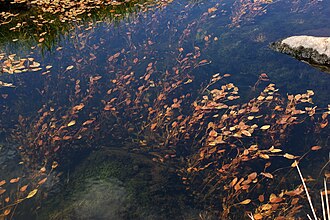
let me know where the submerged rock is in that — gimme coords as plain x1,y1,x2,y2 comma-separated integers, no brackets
271,35,330,73
38,148,199,220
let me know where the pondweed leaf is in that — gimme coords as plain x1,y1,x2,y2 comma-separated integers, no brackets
52,161,58,169
261,172,273,179
9,177,20,183
311,145,321,151
0,189,6,195
4,209,11,216
26,189,38,199
20,185,28,192
38,177,47,185
67,120,76,127
66,65,74,71
260,125,270,130
239,199,251,205
283,153,296,160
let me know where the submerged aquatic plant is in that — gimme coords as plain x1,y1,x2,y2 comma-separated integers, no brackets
0,0,329,219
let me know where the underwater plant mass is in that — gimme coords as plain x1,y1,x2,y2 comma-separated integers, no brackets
0,0,329,219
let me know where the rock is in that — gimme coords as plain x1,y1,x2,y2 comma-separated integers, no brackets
270,35,330,73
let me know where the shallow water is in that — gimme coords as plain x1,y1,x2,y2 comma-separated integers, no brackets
0,0,329,219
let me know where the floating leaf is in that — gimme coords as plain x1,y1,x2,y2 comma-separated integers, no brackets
10,177,20,183
38,177,47,185
270,148,282,153
291,160,298,168
311,145,321,151
26,189,38,199
52,161,58,169
151,123,157,130
63,135,72,140
67,120,76,127
254,213,263,220
66,65,74,71
283,153,296,160
230,177,238,188
261,172,273,179
0,180,6,186
248,172,257,180
209,130,218,137
258,194,264,202
270,196,283,203
4,209,11,216
20,185,28,192
0,188,6,195
82,119,95,126
260,125,270,130
259,154,270,159
241,130,252,137
261,204,272,211
239,199,251,205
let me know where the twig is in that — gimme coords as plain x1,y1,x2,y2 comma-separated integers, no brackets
325,178,330,220
296,162,318,220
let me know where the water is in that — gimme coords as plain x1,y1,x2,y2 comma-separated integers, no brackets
0,0,329,219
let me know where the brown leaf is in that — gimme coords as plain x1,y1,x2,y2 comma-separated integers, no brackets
67,120,76,127
26,189,38,199
260,125,270,130
259,154,270,159
248,172,257,180
270,197,283,204
62,136,72,140
4,209,11,216
283,153,296,160
209,130,218,137
82,119,95,126
10,177,20,183
241,130,252,137
311,145,321,151
230,177,238,188
20,185,28,192
261,172,273,179
38,177,47,185
151,123,157,130
239,199,251,205
254,213,263,220
66,65,74,71
52,161,58,169
0,188,6,195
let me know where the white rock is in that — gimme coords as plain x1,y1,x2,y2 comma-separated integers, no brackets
282,35,330,57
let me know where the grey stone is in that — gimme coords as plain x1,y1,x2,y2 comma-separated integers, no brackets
270,35,330,73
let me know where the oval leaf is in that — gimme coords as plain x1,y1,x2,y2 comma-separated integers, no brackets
311,145,321,151
67,120,76,127
260,125,271,130
239,199,251,205
26,189,38,199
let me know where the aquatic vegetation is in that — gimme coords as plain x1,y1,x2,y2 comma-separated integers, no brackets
0,0,329,219
230,0,323,27
0,0,173,49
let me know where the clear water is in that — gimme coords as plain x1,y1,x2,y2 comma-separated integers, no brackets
0,0,329,219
